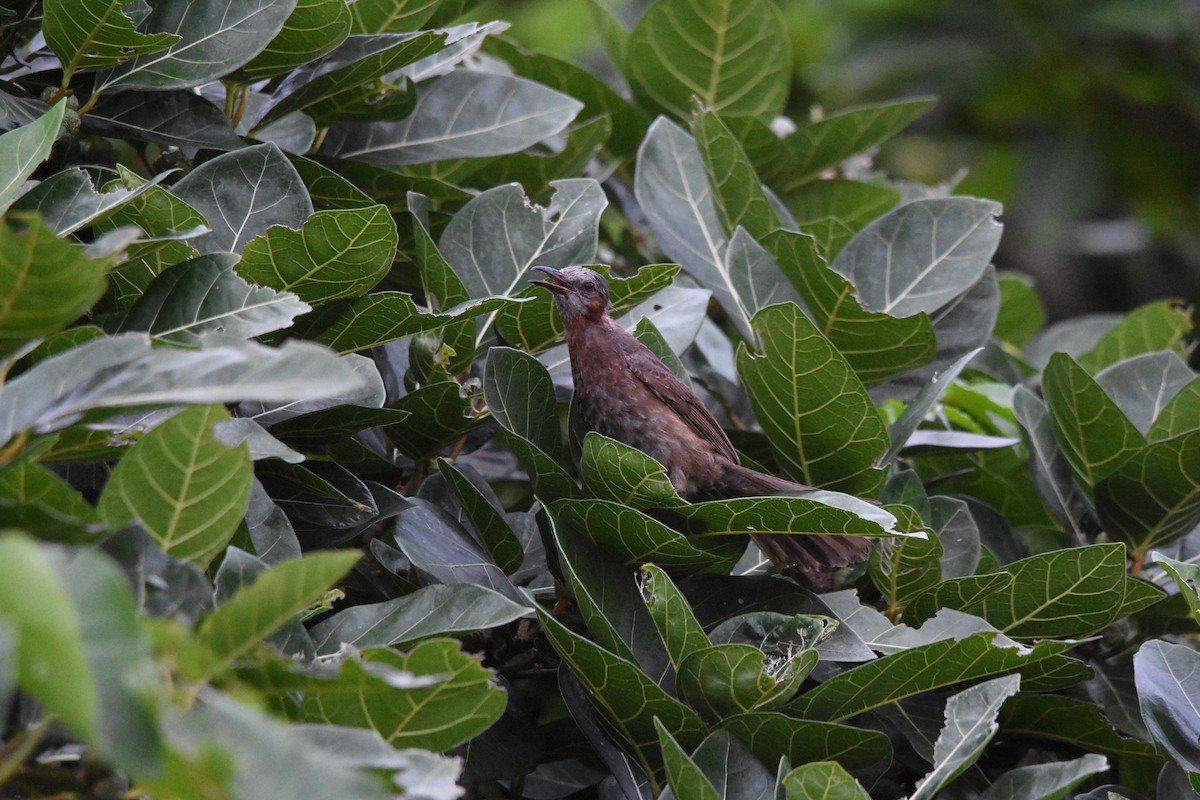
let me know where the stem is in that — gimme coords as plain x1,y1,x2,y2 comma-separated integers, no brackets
0,715,54,787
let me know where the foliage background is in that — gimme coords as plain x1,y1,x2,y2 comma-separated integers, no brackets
1,1,1199,799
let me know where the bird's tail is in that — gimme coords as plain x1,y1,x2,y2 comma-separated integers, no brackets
715,462,872,571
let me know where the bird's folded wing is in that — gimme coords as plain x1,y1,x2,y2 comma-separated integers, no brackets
620,343,739,463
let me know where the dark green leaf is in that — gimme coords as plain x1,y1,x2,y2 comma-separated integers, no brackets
437,459,524,573
736,303,888,493
12,166,168,236
780,761,869,800
483,346,562,459
1135,639,1200,773
237,0,352,81
783,179,900,259
315,293,517,353
580,433,685,509
97,0,295,91
0,101,65,216
1078,300,1192,373
998,694,1161,760
323,71,583,165
656,721,722,800
716,712,891,784
639,564,711,671
903,574,1014,625
677,643,811,721
1042,352,1146,489
43,0,177,73
85,90,244,150
995,272,1046,348
626,0,790,119
869,505,942,613
1154,552,1200,624
99,404,252,567
692,108,778,240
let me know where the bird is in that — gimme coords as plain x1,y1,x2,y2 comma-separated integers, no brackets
530,265,870,571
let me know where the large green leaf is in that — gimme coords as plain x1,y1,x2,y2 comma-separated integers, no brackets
625,0,790,119
438,179,604,302
671,495,900,548
550,498,739,570
0,217,110,346
768,99,935,190
299,639,505,751
1077,300,1192,373
786,634,1085,722
997,694,1161,760
909,675,1019,800
236,0,351,81
197,549,359,668
315,293,515,354
639,564,711,671
959,544,1128,639
869,505,942,613
1094,351,1195,436
735,303,887,493
677,643,811,721
323,71,583,165
11,166,170,236
655,722,722,800
171,142,313,255
1094,429,1200,559
0,535,161,776
692,108,778,240
120,253,310,344
580,432,685,510
1042,352,1146,489
783,179,900,259
903,574,1014,625
0,101,65,216
781,762,869,800
1134,640,1200,774
99,404,252,567
762,229,935,385
96,0,296,91
716,712,892,784
0,459,100,539
236,204,396,305
309,584,531,655
537,609,708,781
831,197,1003,318
0,335,365,448
1148,373,1200,441
436,459,524,573
43,0,178,75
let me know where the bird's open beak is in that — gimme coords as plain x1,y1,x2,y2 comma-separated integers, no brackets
530,265,573,295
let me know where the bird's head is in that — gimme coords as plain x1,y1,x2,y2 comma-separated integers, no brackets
530,266,610,323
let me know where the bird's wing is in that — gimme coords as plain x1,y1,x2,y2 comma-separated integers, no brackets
620,340,739,463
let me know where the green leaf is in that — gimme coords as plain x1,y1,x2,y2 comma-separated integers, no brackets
1078,300,1192,373
198,549,359,668
881,347,983,465
259,31,443,123
997,694,1162,760
831,197,1003,318
735,303,888,493
99,404,253,567
97,0,294,91
960,544,1128,639
1154,552,1200,624
910,675,1019,800
976,753,1110,800
869,505,942,612
172,142,313,255
537,609,708,780
634,117,750,337
1095,351,1195,436
310,584,531,656
1012,385,1093,543
727,227,806,321
550,498,738,570
0,535,161,776
323,71,583,165
120,253,310,344
1148,373,1200,441
656,721,722,800
0,217,110,346
580,432,685,509
716,712,892,784
677,643,811,721
769,98,936,191
1042,352,1146,489
236,0,351,81
671,495,901,550
1136,640,1200,773
762,229,935,385
86,90,243,150
299,639,505,751
483,346,562,460
0,459,100,540
12,166,169,236
438,179,605,302
315,293,517,354
692,108,778,240
786,633,1084,722
781,762,870,800
0,334,367,448
903,573,1014,625
639,564,711,671
0,100,65,217
625,0,790,119
1095,429,1200,559
43,0,178,75
436,459,524,573
783,179,900,259
236,204,396,305
995,272,1046,348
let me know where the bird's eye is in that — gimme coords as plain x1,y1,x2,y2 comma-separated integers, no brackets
583,281,594,292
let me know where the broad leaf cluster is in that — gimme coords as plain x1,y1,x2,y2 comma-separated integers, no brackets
0,1,1197,799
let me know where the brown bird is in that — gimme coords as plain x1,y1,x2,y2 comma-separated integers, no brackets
531,265,870,571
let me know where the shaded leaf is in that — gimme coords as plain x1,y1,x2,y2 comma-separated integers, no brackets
437,459,524,573
85,90,243,150
998,694,1161,761
12,166,169,236
237,0,352,81
716,712,891,785
315,292,516,353
580,432,685,510
656,721,722,800
780,761,869,800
